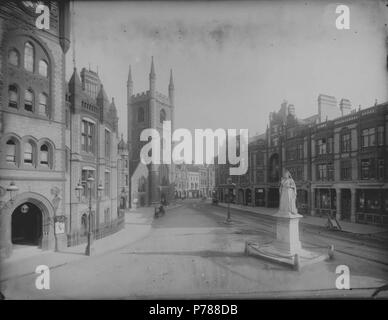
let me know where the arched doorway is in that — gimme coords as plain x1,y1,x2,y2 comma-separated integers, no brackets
12,202,42,246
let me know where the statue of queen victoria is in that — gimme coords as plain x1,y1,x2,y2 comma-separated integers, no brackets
278,169,298,216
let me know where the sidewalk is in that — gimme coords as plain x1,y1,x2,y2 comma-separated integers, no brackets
217,202,388,236
0,207,155,283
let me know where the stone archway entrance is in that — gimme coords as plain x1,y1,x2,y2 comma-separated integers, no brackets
12,202,43,246
1,192,55,258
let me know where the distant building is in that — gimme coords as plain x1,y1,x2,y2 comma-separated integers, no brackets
187,165,200,198
174,164,215,199
215,95,388,226
127,58,175,206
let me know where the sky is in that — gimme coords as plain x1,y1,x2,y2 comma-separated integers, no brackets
66,0,388,138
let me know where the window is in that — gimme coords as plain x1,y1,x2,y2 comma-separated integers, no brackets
138,107,144,122
6,139,17,164
286,148,296,161
341,133,351,153
297,144,304,160
327,164,334,180
361,159,370,180
24,142,33,165
341,161,351,180
8,49,19,66
160,109,166,123
317,164,327,180
327,137,333,154
317,139,326,155
105,129,111,158
40,144,49,166
361,128,376,148
24,42,34,72
8,85,18,108
38,60,48,77
24,89,34,112
38,93,48,117
81,120,95,153
377,126,384,146
138,177,146,192
125,175,129,186
378,159,384,180
104,172,110,197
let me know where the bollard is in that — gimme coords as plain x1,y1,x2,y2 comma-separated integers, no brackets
294,253,300,271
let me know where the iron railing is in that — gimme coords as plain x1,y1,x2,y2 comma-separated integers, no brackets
67,215,125,247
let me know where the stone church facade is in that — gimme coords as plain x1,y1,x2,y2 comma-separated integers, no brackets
127,58,175,207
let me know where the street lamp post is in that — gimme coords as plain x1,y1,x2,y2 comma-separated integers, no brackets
6,181,19,203
225,177,236,224
75,176,103,256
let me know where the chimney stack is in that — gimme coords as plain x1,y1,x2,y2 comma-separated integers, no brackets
339,98,351,116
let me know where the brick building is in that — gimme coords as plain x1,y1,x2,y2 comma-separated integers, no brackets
65,67,120,246
215,95,388,226
0,2,71,258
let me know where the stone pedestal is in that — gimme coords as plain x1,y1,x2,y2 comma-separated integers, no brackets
245,211,332,270
273,211,302,255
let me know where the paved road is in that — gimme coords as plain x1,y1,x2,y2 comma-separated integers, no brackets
2,199,388,299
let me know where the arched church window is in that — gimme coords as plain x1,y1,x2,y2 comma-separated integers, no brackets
160,109,166,123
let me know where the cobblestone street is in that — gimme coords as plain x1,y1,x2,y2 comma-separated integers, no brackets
2,200,388,299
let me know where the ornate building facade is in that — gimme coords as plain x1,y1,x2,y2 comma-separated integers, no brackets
127,58,175,207
0,2,70,258
65,67,120,246
215,95,388,226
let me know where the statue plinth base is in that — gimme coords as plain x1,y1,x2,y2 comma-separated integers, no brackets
245,211,333,270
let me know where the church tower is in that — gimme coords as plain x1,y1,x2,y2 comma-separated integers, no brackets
127,58,175,207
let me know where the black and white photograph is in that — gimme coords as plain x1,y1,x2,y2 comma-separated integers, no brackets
0,0,388,304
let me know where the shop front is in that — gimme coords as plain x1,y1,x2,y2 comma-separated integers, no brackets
356,189,388,225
